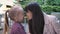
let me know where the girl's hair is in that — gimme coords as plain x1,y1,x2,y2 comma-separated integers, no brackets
24,3,45,34
4,10,9,34
4,5,23,34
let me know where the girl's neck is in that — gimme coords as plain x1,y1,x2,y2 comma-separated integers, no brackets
13,21,21,23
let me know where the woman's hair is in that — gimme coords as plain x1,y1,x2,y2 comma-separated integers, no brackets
24,3,45,34
4,5,23,34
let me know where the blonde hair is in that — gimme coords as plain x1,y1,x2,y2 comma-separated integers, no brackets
4,5,23,34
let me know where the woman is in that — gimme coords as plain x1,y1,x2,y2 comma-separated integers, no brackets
4,5,26,34
24,3,60,34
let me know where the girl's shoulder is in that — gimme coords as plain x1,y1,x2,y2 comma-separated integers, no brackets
11,23,22,30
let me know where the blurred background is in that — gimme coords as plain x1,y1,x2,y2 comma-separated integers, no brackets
0,0,60,34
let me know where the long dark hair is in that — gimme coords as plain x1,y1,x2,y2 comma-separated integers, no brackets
24,3,45,34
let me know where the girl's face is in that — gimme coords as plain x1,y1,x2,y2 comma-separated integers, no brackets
15,11,24,22
26,10,32,20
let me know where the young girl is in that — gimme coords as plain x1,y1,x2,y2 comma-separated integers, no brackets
4,5,26,34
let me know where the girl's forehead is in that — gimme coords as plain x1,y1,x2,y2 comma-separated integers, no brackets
9,6,24,13
17,11,24,14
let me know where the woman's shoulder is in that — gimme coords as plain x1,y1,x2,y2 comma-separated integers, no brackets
47,14,59,24
43,12,56,20
44,13,57,22
43,12,56,19
44,13,56,21
47,15,56,18
47,15,57,21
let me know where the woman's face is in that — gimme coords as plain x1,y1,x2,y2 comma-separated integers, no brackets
26,10,32,20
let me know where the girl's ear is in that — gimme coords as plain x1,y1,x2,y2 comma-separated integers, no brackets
14,17,18,22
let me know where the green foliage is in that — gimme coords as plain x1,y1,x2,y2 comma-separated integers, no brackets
46,0,60,6
41,5,60,14
14,0,60,14
37,0,43,5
